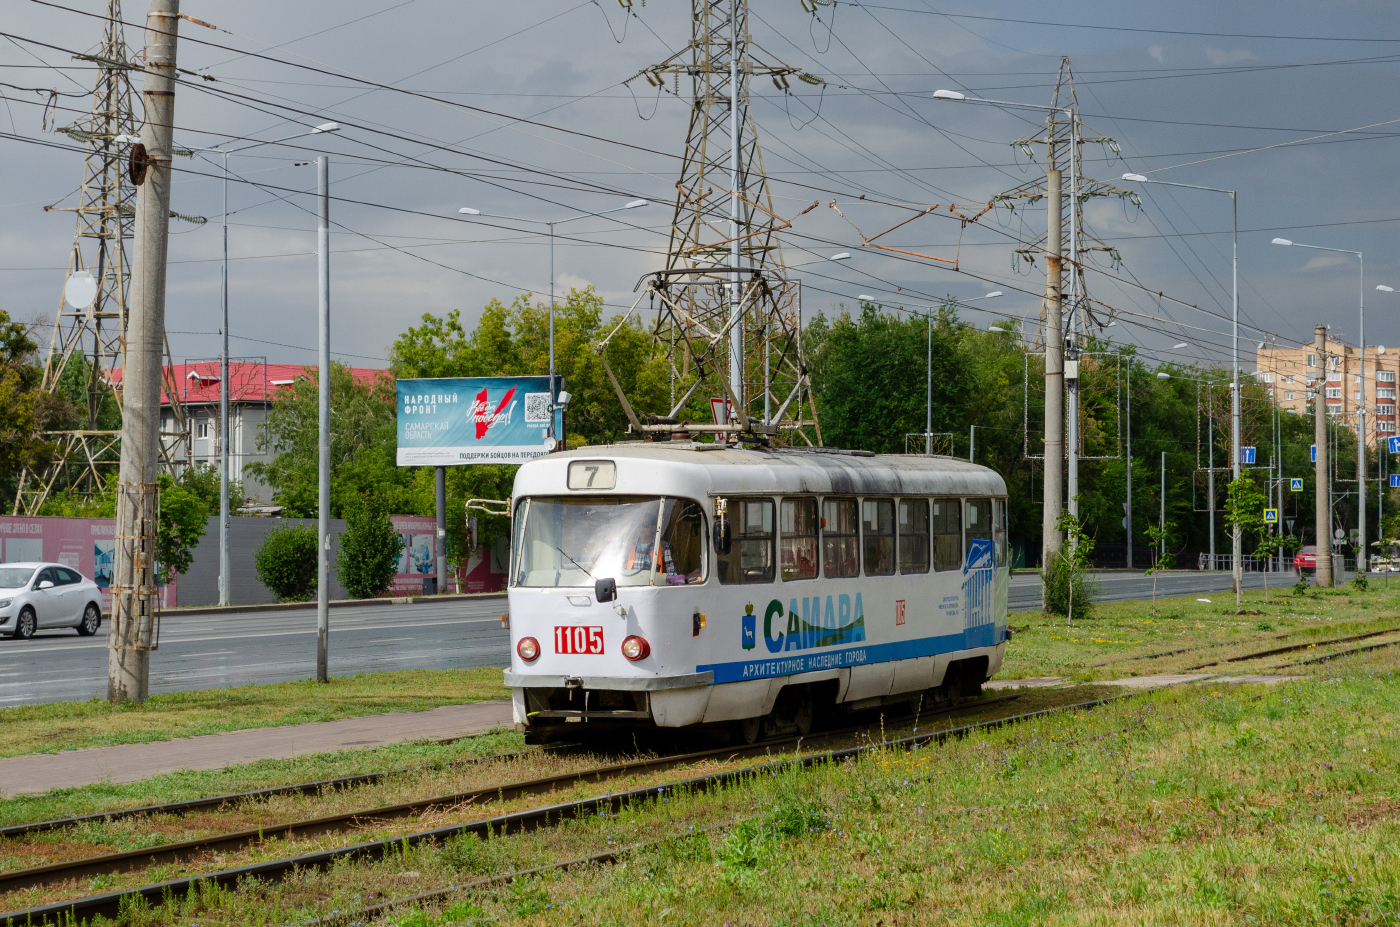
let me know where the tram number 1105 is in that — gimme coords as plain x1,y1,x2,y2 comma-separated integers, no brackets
554,626,604,654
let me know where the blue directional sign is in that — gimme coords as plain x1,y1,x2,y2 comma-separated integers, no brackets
1240,446,1257,465
1291,478,1304,492
1389,436,1400,454
1391,474,1400,489
1263,508,1279,524
1311,444,1317,462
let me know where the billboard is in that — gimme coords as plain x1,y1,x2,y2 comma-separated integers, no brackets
397,376,560,466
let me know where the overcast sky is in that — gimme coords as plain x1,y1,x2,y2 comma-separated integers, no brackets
4,0,1400,372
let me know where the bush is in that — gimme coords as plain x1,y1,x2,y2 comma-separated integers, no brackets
336,495,404,599
254,524,318,602
1040,549,1099,619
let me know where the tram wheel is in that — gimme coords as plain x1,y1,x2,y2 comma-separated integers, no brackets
736,715,762,745
792,690,814,736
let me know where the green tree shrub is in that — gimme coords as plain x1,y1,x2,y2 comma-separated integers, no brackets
336,495,404,599
254,523,319,602
1041,506,1099,623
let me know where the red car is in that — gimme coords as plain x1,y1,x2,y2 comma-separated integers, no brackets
1295,545,1317,574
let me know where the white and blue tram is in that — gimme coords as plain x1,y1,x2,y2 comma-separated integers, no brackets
504,443,1009,743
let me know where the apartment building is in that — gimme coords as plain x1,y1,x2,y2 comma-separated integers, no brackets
1255,338,1399,445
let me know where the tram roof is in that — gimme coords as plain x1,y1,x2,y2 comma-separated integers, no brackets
516,442,1007,498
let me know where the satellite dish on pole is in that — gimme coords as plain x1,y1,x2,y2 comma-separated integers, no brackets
64,271,97,310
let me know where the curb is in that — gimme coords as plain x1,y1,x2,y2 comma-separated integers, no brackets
161,592,506,618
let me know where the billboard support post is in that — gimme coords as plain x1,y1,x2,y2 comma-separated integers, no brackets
435,466,447,595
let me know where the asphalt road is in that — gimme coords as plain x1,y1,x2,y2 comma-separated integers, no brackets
0,569,1332,708
0,597,511,708
1007,569,1300,611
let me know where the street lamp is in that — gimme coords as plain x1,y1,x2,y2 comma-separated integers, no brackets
1125,171,1243,592
1275,236,1366,575
788,252,852,268
117,123,341,610
458,198,648,445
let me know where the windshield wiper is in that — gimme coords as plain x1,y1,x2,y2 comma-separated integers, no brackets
555,545,595,580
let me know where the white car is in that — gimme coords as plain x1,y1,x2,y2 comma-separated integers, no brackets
0,563,104,640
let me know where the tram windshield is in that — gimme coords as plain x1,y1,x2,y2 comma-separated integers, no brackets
513,496,706,588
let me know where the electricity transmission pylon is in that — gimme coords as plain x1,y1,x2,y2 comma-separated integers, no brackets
14,0,188,515
607,0,821,444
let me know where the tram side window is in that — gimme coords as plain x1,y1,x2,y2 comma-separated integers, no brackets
862,498,896,576
780,497,819,581
898,498,930,574
658,498,707,585
994,498,1008,568
931,498,962,572
822,498,859,578
717,497,775,584
967,498,994,567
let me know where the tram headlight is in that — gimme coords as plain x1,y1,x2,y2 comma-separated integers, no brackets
517,636,540,661
621,635,650,661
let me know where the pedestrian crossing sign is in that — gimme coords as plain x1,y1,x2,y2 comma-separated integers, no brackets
1263,508,1279,524
1290,478,1304,492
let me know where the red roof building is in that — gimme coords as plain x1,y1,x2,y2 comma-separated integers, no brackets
109,362,389,507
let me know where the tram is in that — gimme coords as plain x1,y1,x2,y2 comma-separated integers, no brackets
504,442,1009,743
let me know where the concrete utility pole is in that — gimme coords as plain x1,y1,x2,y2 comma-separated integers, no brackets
109,0,178,704
1042,168,1065,578
316,155,330,683
1315,325,1334,587
1124,362,1132,569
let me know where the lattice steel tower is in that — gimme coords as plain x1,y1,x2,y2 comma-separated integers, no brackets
614,0,820,443
14,0,186,514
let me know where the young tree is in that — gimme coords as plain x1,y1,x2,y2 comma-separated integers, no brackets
154,472,210,584
336,494,404,599
1042,504,1097,626
1143,523,1174,616
1224,475,1268,608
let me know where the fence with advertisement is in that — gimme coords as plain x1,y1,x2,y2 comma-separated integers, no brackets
0,516,176,608
388,515,506,596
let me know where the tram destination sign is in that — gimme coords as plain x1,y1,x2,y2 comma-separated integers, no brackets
396,376,561,466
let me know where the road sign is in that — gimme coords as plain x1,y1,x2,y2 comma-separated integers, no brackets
1391,474,1400,488
1241,446,1256,464
1290,478,1304,492
1263,508,1278,524
1311,444,1317,462
1389,436,1400,454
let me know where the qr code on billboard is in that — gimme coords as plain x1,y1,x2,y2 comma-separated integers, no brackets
523,392,551,423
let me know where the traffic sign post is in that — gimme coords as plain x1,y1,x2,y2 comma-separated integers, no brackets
1240,446,1256,465
1391,474,1400,489
1290,478,1304,492
1263,508,1279,524
1389,436,1400,454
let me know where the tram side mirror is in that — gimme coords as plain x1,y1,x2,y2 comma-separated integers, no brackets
713,516,732,555
595,577,617,603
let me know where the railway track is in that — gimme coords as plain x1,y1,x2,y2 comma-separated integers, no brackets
2,689,1137,925
1183,625,1400,672
0,694,1019,913
0,742,573,841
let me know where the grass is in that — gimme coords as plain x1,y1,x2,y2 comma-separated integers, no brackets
67,646,1399,926
1003,580,1400,681
0,667,509,759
